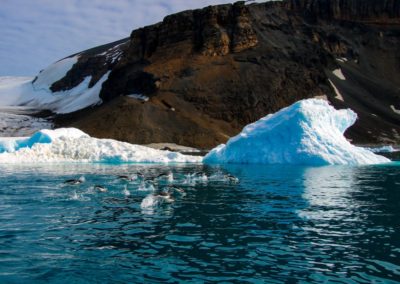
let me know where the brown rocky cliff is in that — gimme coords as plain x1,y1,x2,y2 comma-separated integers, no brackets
285,0,400,23
128,2,258,59
99,2,259,102
54,0,400,148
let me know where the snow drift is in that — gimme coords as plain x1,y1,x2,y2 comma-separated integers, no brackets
0,56,108,114
0,128,202,164
32,56,78,92
203,99,390,165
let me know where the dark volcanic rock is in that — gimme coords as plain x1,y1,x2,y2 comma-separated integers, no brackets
286,0,400,23
99,2,259,102
54,0,400,148
50,38,130,92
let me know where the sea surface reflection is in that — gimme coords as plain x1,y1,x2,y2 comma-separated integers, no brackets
0,163,399,283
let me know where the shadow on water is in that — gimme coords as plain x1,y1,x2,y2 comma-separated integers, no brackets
0,163,399,282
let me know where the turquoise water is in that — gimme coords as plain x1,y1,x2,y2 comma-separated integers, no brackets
0,163,399,283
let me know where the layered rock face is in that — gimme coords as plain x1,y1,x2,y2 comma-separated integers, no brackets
99,2,259,103
286,0,400,23
53,0,400,148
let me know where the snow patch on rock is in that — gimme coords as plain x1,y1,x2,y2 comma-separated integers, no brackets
101,43,125,64
328,79,344,101
336,58,348,63
391,105,400,115
204,99,390,165
127,94,149,102
33,56,79,91
0,71,110,114
333,68,346,80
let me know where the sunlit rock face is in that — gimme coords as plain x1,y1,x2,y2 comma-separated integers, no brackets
204,99,390,165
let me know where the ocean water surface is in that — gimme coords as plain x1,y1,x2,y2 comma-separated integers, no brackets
0,163,399,283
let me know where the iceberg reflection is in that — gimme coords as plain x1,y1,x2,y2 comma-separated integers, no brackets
298,166,362,223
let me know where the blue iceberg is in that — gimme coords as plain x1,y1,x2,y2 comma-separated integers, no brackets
0,128,202,164
0,128,88,153
204,99,390,165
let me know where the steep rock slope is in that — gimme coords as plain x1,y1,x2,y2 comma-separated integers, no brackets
48,0,400,148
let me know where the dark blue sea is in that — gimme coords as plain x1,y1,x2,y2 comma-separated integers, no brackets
0,163,399,283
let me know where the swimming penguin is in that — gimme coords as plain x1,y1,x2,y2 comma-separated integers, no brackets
64,176,85,185
167,185,185,195
94,185,107,192
118,175,131,181
224,174,239,183
154,191,174,203
118,173,142,182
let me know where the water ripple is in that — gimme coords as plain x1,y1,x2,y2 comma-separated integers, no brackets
0,164,399,282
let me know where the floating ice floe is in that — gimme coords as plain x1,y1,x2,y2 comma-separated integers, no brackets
204,99,390,166
0,128,88,153
0,128,202,164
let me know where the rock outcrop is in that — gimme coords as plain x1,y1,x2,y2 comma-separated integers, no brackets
51,0,400,148
286,0,400,23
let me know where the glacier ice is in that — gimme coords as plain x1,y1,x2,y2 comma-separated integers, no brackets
0,106,52,137
0,128,202,164
204,99,390,165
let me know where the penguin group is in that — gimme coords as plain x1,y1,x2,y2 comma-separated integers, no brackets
63,170,239,209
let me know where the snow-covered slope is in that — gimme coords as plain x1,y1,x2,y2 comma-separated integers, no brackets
204,99,390,165
33,56,78,91
0,57,108,114
0,128,202,164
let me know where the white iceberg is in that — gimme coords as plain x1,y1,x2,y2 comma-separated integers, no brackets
0,128,202,164
0,128,87,153
203,99,390,165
